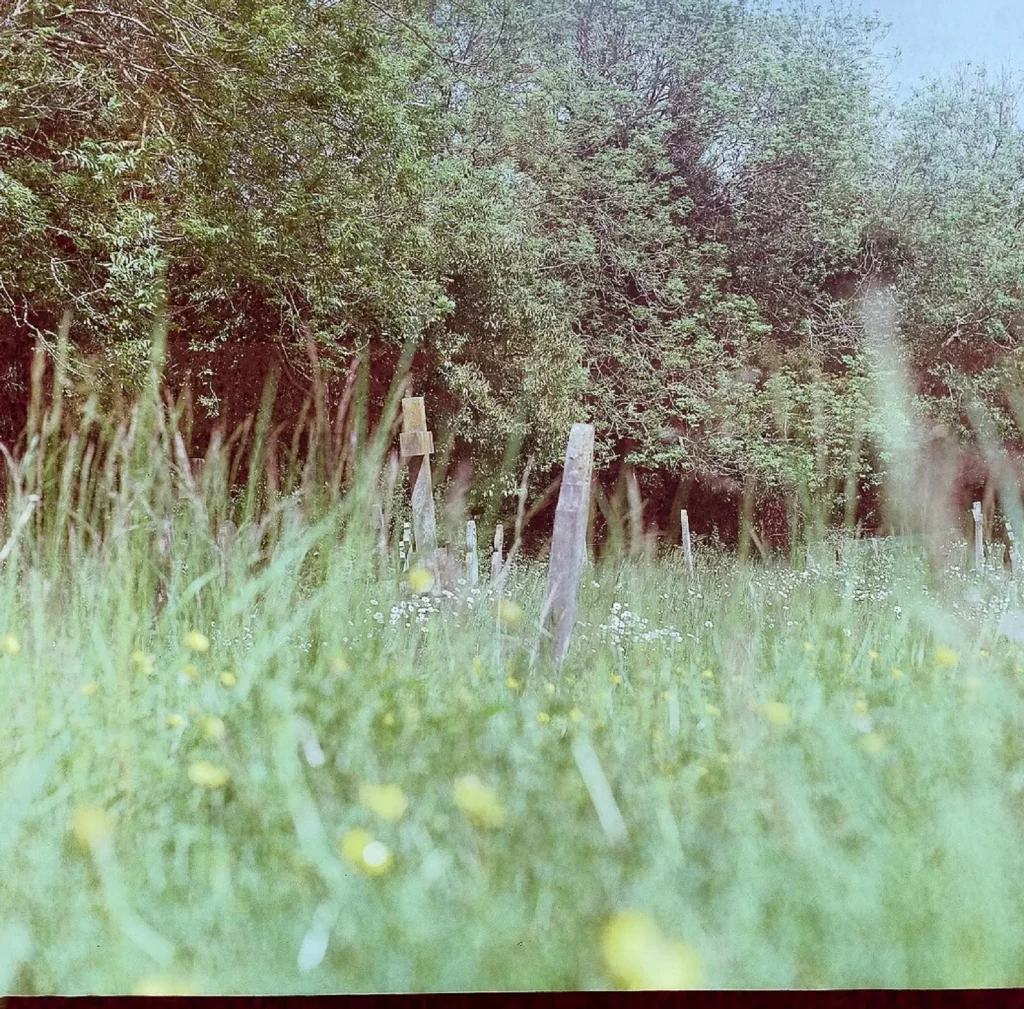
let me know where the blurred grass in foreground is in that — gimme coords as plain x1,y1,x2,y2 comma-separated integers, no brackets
4,334,1024,991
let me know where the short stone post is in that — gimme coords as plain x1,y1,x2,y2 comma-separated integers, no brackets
400,396,439,582
491,523,504,583
680,509,693,575
465,520,479,588
542,423,595,666
973,500,984,571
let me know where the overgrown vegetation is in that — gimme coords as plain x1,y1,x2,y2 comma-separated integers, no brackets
3,352,1024,992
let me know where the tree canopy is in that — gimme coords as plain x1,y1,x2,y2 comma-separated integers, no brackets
3,0,1024,530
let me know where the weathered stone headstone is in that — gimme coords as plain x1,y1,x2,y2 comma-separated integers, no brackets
465,520,479,588
973,500,984,571
542,423,595,666
680,508,693,575
400,397,439,582
491,523,504,583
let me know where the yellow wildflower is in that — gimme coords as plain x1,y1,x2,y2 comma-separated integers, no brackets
187,761,229,789
610,674,623,685
705,703,721,718
184,630,210,653
891,668,904,680
382,711,396,728
545,681,556,695
505,675,521,691
453,774,506,829
407,565,435,595
979,648,991,659
1,633,20,656
184,664,199,680
763,701,791,726
935,645,958,668
537,711,550,725
72,804,113,852
861,732,885,756
340,826,373,864
220,671,237,688
339,828,393,877
134,976,199,996
80,682,99,696
200,715,225,742
701,669,713,680
132,650,155,676
600,911,703,990
854,699,868,715
359,840,393,876
867,649,879,661
803,641,813,652
569,707,584,722
166,713,184,728
359,783,407,822
495,598,523,627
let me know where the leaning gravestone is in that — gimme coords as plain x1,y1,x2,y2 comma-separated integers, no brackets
542,424,595,666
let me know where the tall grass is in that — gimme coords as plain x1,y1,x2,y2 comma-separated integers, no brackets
3,328,1024,992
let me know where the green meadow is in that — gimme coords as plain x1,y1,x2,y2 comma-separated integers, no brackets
2,383,1024,994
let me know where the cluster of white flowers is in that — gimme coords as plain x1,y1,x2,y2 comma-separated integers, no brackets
597,601,685,649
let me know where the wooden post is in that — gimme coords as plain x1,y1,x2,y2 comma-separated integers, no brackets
466,520,479,588
626,468,642,559
681,509,693,575
973,500,984,571
542,424,595,666
373,503,388,578
491,523,504,582
400,521,412,572
400,397,439,581
1008,524,1018,577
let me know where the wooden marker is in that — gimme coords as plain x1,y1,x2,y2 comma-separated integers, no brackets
491,523,504,582
973,500,984,571
466,520,479,588
373,503,388,578
400,396,439,581
1007,524,1018,577
681,508,693,575
543,423,595,666
400,521,412,572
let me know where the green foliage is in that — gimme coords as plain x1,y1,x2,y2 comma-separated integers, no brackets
4,0,1024,506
